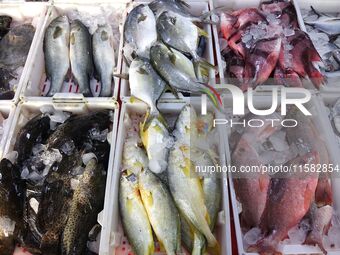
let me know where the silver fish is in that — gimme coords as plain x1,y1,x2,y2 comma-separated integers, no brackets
305,7,340,35
93,24,115,97
43,16,70,96
129,57,166,123
157,11,212,73
124,4,157,58
139,169,181,255
119,171,154,255
149,0,216,22
150,43,221,108
70,20,93,96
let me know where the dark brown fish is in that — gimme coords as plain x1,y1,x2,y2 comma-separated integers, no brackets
0,16,12,40
0,159,25,255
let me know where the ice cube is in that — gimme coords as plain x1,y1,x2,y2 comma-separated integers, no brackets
269,131,289,151
244,228,262,247
60,140,75,156
82,153,97,165
32,143,47,156
89,128,108,142
286,222,308,244
29,198,39,214
283,28,295,37
71,178,80,190
242,33,253,44
49,110,70,124
21,166,29,179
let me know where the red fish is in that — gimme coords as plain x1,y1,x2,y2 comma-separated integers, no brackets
243,37,281,89
274,66,303,87
251,152,319,253
287,30,325,88
232,8,267,31
260,0,298,28
232,136,270,229
227,51,245,85
220,12,237,40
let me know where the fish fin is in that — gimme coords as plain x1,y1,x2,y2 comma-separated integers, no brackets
177,0,190,8
198,27,209,38
142,108,168,132
206,241,220,255
112,73,129,80
199,83,223,109
163,84,180,99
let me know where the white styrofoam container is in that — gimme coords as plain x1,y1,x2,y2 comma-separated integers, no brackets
2,98,119,255
99,99,232,255
119,0,217,100
319,93,340,219
19,2,126,101
223,94,340,255
212,0,317,92
0,2,48,103
0,102,16,159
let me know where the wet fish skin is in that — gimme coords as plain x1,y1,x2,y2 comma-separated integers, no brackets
174,104,198,143
150,43,221,108
139,169,181,255
0,15,12,39
122,136,148,175
38,151,83,254
168,143,219,250
44,16,70,96
149,0,192,19
124,4,157,58
140,116,171,179
129,57,166,121
70,20,93,96
305,204,333,253
305,7,340,35
14,114,51,165
253,152,319,253
0,24,35,70
61,158,106,255
92,24,115,97
119,171,154,255
181,214,206,255
0,159,25,255
47,111,111,150
157,11,200,60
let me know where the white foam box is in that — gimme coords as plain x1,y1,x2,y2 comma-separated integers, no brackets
211,0,318,93
119,0,217,100
19,1,126,102
0,2,48,103
222,93,340,255
99,98,232,255
2,98,119,255
0,102,16,159
296,1,340,92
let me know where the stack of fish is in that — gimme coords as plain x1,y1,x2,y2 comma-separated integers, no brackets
220,0,324,90
123,0,222,121
231,108,334,253
303,7,340,74
43,16,116,97
0,16,35,99
119,105,222,255
0,109,112,255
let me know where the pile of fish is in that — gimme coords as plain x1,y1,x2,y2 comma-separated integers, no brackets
0,109,112,255
220,0,324,90
0,16,35,99
119,105,222,255
230,108,337,253
124,0,222,119
44,16,115,97
303,7,340,74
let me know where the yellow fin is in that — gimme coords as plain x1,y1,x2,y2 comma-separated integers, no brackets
198,27,209,38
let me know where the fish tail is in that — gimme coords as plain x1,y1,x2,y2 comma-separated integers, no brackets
142,107,168,131
199,83,223,109
248,235,280,254
192,231,206,255
206,238,220,255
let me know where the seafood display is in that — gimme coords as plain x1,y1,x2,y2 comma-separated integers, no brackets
43,10,119,97
303,7,340,75
229,106,340,253
0,15,36,99
0,108,113,254
123,1,222,110
219,0,324,90
118,104,222,255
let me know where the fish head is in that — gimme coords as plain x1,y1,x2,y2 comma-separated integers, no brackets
174,105,198,141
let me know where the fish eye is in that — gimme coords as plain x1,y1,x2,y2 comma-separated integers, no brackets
170,17,176,25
